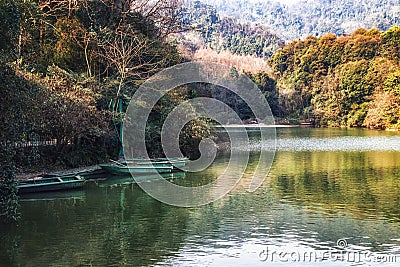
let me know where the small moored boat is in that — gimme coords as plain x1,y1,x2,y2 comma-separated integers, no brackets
125,157,189,169
17,175,85,194
99,161,173,176
43,168,107,180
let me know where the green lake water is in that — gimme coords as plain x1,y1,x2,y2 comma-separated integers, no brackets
1,128,400,266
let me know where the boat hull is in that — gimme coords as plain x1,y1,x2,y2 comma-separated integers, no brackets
99,164,173,176
17,176,85,194
43,169,107,180
124,157,189,170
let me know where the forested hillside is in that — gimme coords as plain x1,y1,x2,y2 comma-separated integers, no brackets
269,27,400,129
1,0,400,169
177,0,284,58
0,0,211,169
198,0,400,41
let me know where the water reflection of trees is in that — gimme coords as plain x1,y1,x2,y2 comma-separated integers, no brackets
270,151,400,222
182,149,400,255
2,146,400,265
0,183,190,266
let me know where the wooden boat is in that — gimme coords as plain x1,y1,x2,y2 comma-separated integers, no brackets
124,157,189,169
99,162,173,176
73,169,107,180
17,175,85,194
43,166,107,180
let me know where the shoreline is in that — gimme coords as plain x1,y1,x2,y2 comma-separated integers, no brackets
16,165,101,181
14,125,399,181
215,123,399,131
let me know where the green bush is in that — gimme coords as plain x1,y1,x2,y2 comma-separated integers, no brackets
0,146,19,223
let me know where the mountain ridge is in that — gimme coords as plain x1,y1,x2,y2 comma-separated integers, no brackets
175,0,284,60
195,0,400,41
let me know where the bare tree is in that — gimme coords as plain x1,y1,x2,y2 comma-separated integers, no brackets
97,25,171,111
130,0,184,38
38,0,83,18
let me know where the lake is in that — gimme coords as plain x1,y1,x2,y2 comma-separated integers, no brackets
1,128,400,266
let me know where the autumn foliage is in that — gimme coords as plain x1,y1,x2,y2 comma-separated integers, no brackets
269,27,400,130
